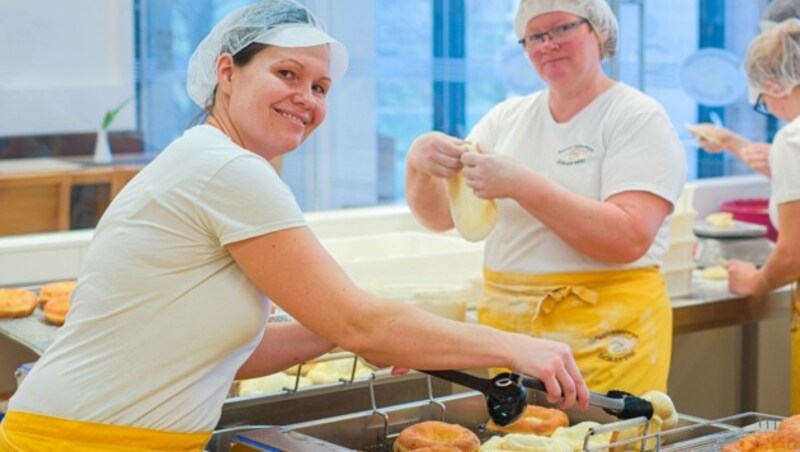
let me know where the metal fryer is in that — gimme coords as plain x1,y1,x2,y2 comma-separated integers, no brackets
212,371,789,451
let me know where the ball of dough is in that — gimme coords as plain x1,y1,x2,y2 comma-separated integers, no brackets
641,390,679,430
552,421,612,450
237,372,311,396
705,212,735,228
480,433,572,451
609,415,663,452
446,142,498,242
305,358,373,384
701,266,728,281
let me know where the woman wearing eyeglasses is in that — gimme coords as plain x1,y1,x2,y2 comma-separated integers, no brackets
688,0,800,178
405,0,685,396
726,19,800,414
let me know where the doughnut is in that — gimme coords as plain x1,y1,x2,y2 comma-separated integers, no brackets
479,433,572,451
552,421,613,450
0,288,37,319
394,421,479,452
446,142,498,242
43,296,70,326
38,280,76,306
485,405,569,436
778,414,800,434
609,415,663,452
722,431,800,452
641,390,679,430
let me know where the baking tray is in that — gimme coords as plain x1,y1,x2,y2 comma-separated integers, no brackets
0,305,59,355
693,220,767,239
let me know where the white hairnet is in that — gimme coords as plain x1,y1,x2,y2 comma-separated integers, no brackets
514,0,618,60
186,0,348,108
745,19,800,103
761,0,800,31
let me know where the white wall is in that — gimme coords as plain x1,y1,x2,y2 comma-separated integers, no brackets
0,0,136,136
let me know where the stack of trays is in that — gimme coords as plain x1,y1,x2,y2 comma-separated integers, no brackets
661,187,697,298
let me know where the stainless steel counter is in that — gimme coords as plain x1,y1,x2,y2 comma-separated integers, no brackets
672,273,791,335
2,274,790,357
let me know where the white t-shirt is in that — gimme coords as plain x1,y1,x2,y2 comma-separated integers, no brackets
10,125,307,432
468,83,686,274
768,116,800,229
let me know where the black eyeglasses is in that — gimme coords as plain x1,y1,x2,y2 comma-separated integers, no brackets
753,93,770,116
518,19,589,49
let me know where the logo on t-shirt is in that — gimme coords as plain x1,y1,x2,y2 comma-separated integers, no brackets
556,145,594,166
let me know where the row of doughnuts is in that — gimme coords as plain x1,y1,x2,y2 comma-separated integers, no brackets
394,390,680,451
0,280,75,325
395,413,799,452
722,414,800,452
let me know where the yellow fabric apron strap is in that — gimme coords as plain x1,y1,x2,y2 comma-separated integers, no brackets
0,411,211,452
791,282,800,414
479,266,672,395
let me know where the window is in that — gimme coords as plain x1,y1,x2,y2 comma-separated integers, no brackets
0,0,776,232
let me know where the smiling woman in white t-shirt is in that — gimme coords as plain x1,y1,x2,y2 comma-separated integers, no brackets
406,0,685,396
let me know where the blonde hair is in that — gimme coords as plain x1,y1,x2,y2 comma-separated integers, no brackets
745,18,800,97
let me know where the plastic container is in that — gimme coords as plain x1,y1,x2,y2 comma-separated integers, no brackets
668,210,697,242
661,265,693,298
720,198,777,241
370,282,471,322
662,238,697,269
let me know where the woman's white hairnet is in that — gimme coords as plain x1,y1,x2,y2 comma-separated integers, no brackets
186,0,348,108
761,0,800,22
745,19,800,103
514,0,618,60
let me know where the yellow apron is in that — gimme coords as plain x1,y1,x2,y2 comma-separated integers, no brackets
791,282,799,414
478,267,672,395
0,411,211,452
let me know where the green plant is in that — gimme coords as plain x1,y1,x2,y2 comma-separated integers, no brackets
101,97,132,131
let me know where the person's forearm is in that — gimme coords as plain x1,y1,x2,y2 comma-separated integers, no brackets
236,322,335,379
405,150,454,232
338,296,524,371
726,133,752,156
758,242,800,294
512,173,667,264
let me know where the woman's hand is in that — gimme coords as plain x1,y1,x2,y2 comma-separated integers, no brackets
727,259,769,296
408,131,467,179
460,146,533,200
690,124,747,153
511,335,590,410
739,143,772,177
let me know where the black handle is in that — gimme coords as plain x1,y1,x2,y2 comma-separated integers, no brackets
420,370,496,392
517,375,653,420
420,370,528,427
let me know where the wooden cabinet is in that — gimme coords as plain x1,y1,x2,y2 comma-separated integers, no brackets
0,159,145,235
